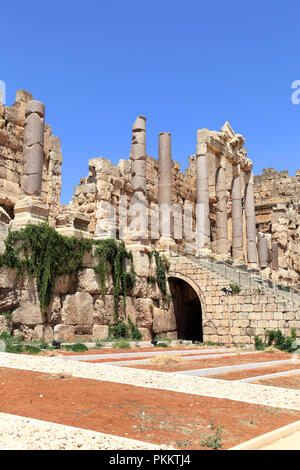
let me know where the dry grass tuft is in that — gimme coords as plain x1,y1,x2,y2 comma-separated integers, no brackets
151,354,184,367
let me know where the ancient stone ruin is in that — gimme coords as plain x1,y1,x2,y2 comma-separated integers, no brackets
0,89,299,346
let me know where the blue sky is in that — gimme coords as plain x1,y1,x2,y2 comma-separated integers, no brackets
1,0,300,204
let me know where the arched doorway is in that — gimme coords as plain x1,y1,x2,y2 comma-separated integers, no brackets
168,275,203,342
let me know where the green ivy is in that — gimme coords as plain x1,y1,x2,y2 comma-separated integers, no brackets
0,224,136,321
93,239,136,320
150,250,168,295
0,223,92,312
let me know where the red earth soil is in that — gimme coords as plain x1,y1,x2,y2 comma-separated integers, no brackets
209,363,300,381
0,366,300,450
252,374,300,390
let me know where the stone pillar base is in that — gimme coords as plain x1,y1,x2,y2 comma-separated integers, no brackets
196,247,212,258
12,197,49,229
156,237,175,256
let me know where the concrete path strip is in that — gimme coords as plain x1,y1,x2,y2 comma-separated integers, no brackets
174,359,294,377
67,351,260,366
60,347,237,361
236,368,300,383
229,419,300,450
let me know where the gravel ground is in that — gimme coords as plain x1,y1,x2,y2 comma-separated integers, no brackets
0,412,171,450
0,352,300,411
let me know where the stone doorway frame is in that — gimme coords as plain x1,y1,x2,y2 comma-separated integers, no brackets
167,271,206,341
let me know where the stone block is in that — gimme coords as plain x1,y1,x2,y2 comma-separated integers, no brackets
77,269,101,294
12,301,45,326
61,292,94,325
94,295,115,325
53,324,75,342
137,327,152,341
135,298,153,328
152,307,177,333
92,324,109,340
131,250,150,278
0,268,17,289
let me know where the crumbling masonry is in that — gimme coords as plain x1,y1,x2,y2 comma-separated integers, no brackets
0,90,299,345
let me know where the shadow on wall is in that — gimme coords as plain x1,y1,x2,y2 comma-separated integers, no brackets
168,276,203,342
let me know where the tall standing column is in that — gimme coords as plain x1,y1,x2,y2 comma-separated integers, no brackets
158,132,172,239
258,232,268,268
215,155,228,255
196,129,210,250
22,100,45,196
231,163,244,260
244,171,257,264
129,116,148,242
13,100,49,229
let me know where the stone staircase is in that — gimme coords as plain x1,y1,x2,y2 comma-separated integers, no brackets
170,252,300,309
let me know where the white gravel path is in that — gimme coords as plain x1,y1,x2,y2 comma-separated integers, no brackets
0,352,300,411
0,412,171,450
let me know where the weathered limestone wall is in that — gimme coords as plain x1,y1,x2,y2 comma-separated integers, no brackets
170,257,300,346
0,249,176,343
254,168,300,284
0,90,62,225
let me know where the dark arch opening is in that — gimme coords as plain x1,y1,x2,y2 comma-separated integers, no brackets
168,276,203,342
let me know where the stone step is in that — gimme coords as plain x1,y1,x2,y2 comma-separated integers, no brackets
173,254,300,307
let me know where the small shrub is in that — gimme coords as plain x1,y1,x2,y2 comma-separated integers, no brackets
94,339,104,349
109,322,130,340
200,425,224,450
157,342,169,347
1,311,12,319
112,339,131,349
128,317,142,341
25,345,41,354
5,343,23,354
266,329,295,353
62,343,88,352
147,275,156,284
230,283,241,293
0,331,11,341
254,336,265,351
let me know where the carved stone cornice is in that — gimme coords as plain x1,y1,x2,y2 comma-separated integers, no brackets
200,121,253,172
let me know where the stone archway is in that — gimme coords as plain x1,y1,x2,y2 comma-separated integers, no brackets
167,274,203,342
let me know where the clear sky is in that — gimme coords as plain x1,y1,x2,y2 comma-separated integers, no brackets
1,0,300,204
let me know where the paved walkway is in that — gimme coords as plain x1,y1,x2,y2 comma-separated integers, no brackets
0,352,299,410
261,431,300,450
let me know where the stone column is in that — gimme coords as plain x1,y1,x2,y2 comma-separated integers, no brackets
215,155,228,255
13,100,49,228
271,242,279,270
244,171,258,264
129,116,148,242
231,163,244,260
196,129,210,251
158,133,174,249
258,232,268,268
21,100,45,196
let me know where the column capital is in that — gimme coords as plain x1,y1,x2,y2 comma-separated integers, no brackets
196,129,210,155
215,154,226,169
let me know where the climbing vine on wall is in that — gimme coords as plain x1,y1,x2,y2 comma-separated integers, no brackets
93,239,136,319
0,223,136,319
149,250,170,295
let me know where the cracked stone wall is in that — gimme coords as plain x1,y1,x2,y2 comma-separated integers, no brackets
254,168,300,284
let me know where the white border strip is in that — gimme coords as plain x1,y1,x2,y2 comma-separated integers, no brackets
229,419,300,450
